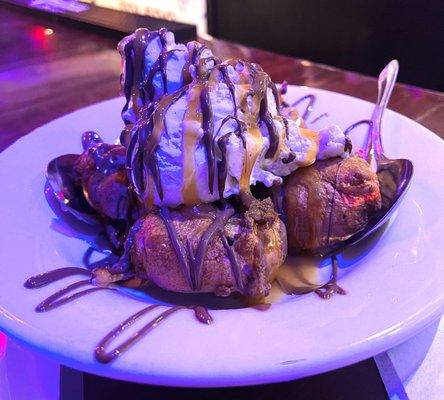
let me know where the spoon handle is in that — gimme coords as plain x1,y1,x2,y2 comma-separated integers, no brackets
367,60,399,162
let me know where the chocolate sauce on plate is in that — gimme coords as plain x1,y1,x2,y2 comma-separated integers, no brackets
24,266,213,364
95,304,212,364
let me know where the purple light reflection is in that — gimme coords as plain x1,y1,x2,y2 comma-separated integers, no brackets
0,332,6,359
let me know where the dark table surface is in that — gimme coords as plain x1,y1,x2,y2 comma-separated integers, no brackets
1,7,443,154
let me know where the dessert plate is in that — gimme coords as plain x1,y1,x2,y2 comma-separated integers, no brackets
0,85,443,387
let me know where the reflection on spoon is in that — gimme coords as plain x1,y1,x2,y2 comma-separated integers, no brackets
46,154,100,225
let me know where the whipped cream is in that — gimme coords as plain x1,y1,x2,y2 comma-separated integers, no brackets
118,28,215,125
127,55,347,207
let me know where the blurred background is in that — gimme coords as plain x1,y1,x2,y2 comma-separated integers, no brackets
207,0,444,92
4,0,441,90
4,0,444,91
6,0,444,91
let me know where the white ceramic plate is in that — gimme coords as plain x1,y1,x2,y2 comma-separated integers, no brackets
0,86,443,387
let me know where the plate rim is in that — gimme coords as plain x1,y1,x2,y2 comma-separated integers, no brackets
1,85,443,387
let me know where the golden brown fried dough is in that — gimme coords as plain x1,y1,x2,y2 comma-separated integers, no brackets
130,199,287,299
74,145,136,220
283,156,381,252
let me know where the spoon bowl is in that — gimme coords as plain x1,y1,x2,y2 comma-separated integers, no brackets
46,154,100,225
322,60,414,256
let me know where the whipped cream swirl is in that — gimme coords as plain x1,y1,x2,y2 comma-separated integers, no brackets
120,29,347,207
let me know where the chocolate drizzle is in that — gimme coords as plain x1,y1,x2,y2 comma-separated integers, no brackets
159,206,195,289
120,38,134,124
110,216,144,274
314,255,346,299
36,280,109,312
261,83,280,159
215,115,247,200
119,29,215,125
127,86,189,204
24,266,213,363
219,64,237,113
24,267,91,288
344,119,372,136
141,28,176,103
129,29,149,118
24,267,109,312
310,112,329,125
200,85,215,194
159,205,244,292
216,133,230,201
181,42,209,83
291,94,316,121
187,206,234,290
95,304,212,364
220,234,244,291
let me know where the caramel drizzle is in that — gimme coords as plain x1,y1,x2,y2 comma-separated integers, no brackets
24,267,213,363
222,59,280,192
159,205,243,292
232,61,267,191
182,84,203,205
182,68,224,203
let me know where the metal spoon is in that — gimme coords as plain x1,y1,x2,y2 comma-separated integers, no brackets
323,60,414,255
46,154,100,225
45,132,106,225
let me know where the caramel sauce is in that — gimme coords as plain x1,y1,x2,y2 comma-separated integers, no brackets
225,61,269,192
240,126,264,190
299,127,320,167
182,84,203,205
275,254,345,300
276,255,326,294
